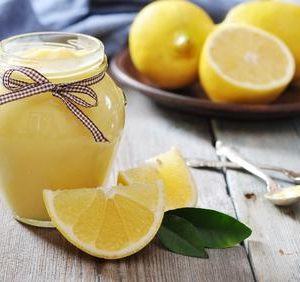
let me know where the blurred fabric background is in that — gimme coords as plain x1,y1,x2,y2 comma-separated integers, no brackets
0,0,247,56
0,0,298,56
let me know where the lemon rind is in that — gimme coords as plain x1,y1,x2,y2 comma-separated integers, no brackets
43,184,164,259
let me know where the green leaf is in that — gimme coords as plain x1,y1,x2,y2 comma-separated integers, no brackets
158,208,252,258
158,214,208,258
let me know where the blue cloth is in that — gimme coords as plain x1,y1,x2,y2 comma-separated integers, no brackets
0,0,246,56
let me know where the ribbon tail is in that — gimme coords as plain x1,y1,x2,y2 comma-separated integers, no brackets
61,97,109,143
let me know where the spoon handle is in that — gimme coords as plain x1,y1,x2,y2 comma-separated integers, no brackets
186,159,242,170
215,141,279,192
186,158,300,183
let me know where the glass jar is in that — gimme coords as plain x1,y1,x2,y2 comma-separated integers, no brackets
0,32,125,227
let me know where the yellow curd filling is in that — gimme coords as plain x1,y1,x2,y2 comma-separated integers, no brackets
0,45,125,222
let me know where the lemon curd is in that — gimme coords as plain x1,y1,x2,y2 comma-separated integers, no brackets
0,33,125,227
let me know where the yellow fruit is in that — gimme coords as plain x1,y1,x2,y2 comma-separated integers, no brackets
43,183,164,259
224,1,300,79
118,147,198,210
199,24,295,104
118,164,161,187
129,0,214,89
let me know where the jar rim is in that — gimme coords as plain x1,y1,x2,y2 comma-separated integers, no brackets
0,32,106,76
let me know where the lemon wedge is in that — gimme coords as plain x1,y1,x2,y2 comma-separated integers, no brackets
43,183,164,259
118,147,198,210
199,24,295,104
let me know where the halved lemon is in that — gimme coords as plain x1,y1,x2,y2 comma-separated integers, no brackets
118,147,198,210
43,183,164,259
223,1,300,79
199,24,295,104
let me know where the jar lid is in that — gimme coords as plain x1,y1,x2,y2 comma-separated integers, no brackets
0,32,105,76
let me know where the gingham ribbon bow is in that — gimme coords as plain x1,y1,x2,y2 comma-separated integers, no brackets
1,66,108,142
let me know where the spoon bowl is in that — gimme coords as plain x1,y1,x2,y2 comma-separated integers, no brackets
216,141,300,206
265,186,300,206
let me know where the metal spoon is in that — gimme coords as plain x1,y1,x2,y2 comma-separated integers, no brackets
215,141,300,206
186,159,300,184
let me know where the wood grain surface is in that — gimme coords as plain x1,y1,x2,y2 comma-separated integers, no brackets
213,119,300,281
2,87,299,281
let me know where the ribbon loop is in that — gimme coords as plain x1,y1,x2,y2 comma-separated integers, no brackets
1,66,108,142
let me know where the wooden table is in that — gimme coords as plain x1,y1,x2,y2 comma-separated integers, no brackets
1,87,300,281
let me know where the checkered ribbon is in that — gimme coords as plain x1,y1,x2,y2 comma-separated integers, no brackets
1,66,108,142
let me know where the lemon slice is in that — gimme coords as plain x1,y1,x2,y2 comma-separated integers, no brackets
43,183,164,259
199,24,295,104
118,147,198,210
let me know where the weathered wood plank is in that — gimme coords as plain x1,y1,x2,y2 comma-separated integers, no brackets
0,212,253,282
98,242,253,282
213,119,300,282
0,89,254,282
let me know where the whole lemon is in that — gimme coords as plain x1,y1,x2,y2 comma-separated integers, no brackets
129,0,214,89
224,1,300,79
